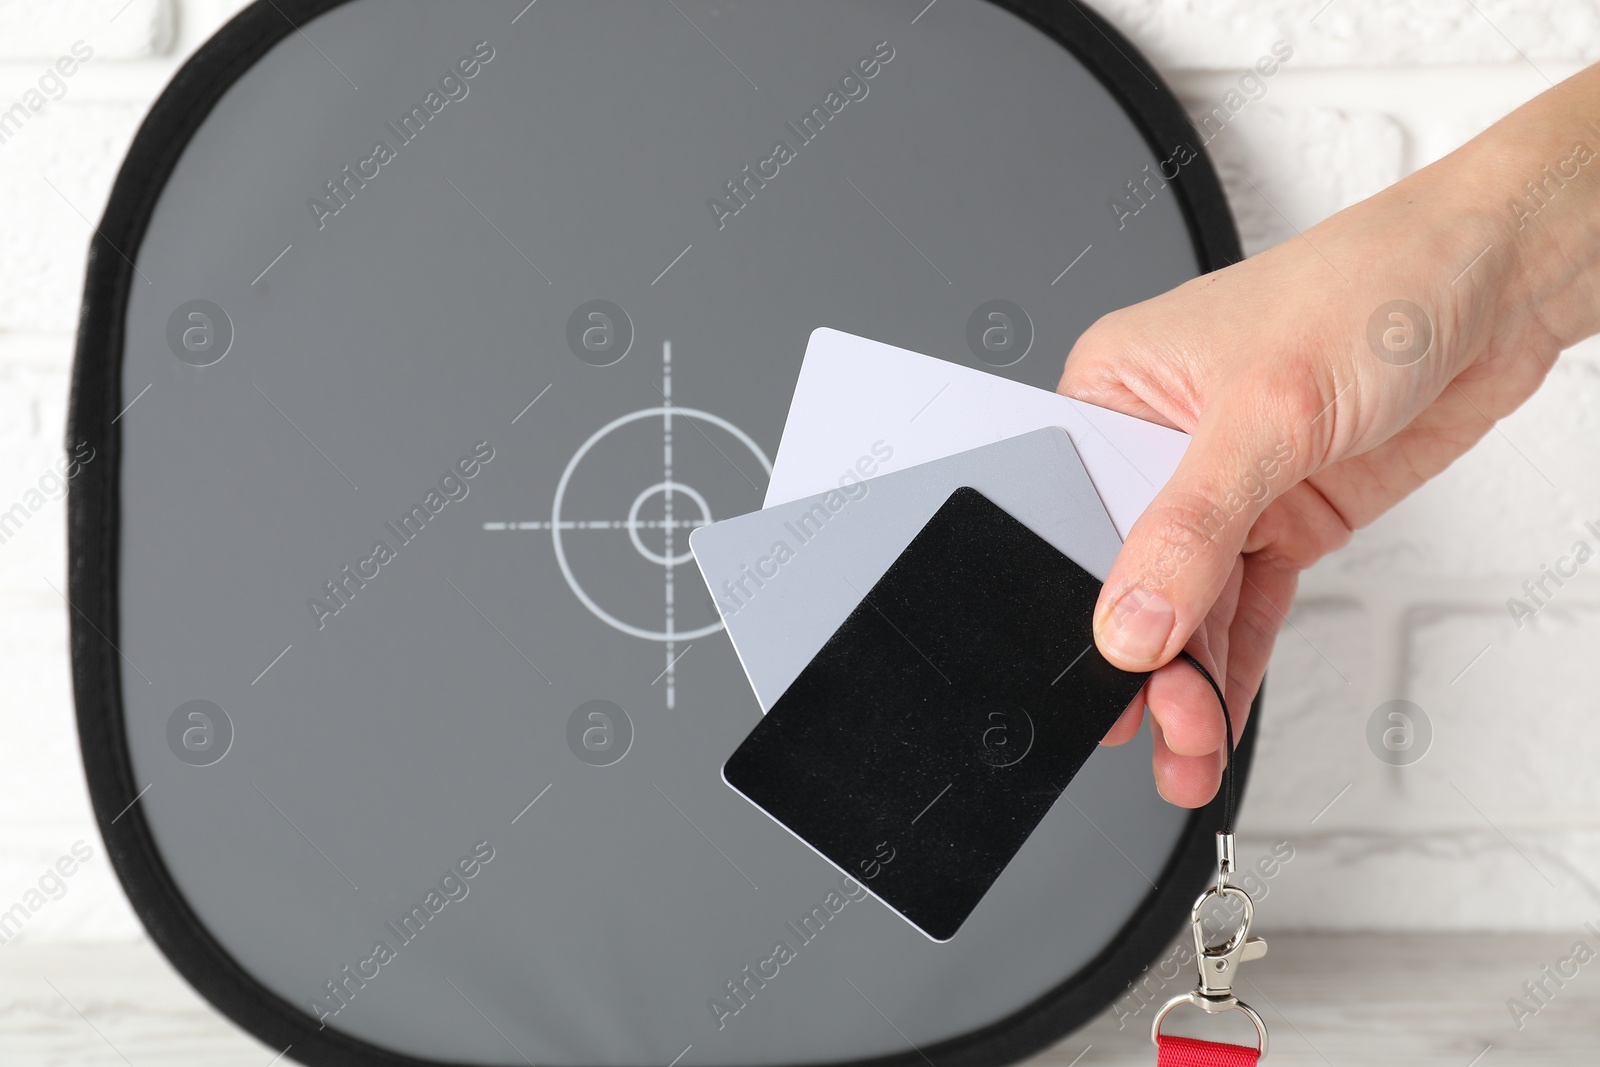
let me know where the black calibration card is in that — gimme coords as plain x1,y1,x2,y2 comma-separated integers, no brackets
724,487,1151,941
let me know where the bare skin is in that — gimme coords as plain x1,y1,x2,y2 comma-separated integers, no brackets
1061,64,1600,808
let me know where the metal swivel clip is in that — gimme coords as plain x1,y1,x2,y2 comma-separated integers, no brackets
1150,832,1270,1058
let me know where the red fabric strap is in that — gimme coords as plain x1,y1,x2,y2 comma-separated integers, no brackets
1156,1034,1260,1067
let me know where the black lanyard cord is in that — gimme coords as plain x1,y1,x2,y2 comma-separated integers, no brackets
1152,653,1267,1054
1175,649,1234,837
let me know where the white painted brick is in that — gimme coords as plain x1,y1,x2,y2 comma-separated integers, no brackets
1239,599,1382,833
0,352,74,591
0,596,93,826
0,825,141,943
1243,830,1600,931
1091,0,1600,70
172,0,250,53
0,0,173,61
1396,605,1600,825
0,100,144,334
1233,596,1600,931
1329,340,1600,579
1191,105,1403,254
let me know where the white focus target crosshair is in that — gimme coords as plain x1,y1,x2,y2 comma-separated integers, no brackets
486,342,772,708
549,404,769,642
626,481,712,567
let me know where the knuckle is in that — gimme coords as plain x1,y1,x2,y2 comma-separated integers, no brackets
1070,309,1164,373
1062,313,1144,395
1076,309,1139,352
1230,359,1336,471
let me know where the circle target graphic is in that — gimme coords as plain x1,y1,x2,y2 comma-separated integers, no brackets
626,481,711,568
545,347,773,646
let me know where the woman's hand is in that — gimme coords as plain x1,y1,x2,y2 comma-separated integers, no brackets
1061,66,1600,807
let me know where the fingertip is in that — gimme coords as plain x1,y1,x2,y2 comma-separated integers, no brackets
1099,687,1146,746
1153,750,1224,809
1094,587,1176,672
1146,662,1227,757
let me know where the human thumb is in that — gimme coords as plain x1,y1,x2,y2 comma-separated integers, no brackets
1090,393,1305,671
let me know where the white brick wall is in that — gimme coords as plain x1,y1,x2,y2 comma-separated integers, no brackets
0,0,172,60
1095,0,1600,68
0,0,1596,941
